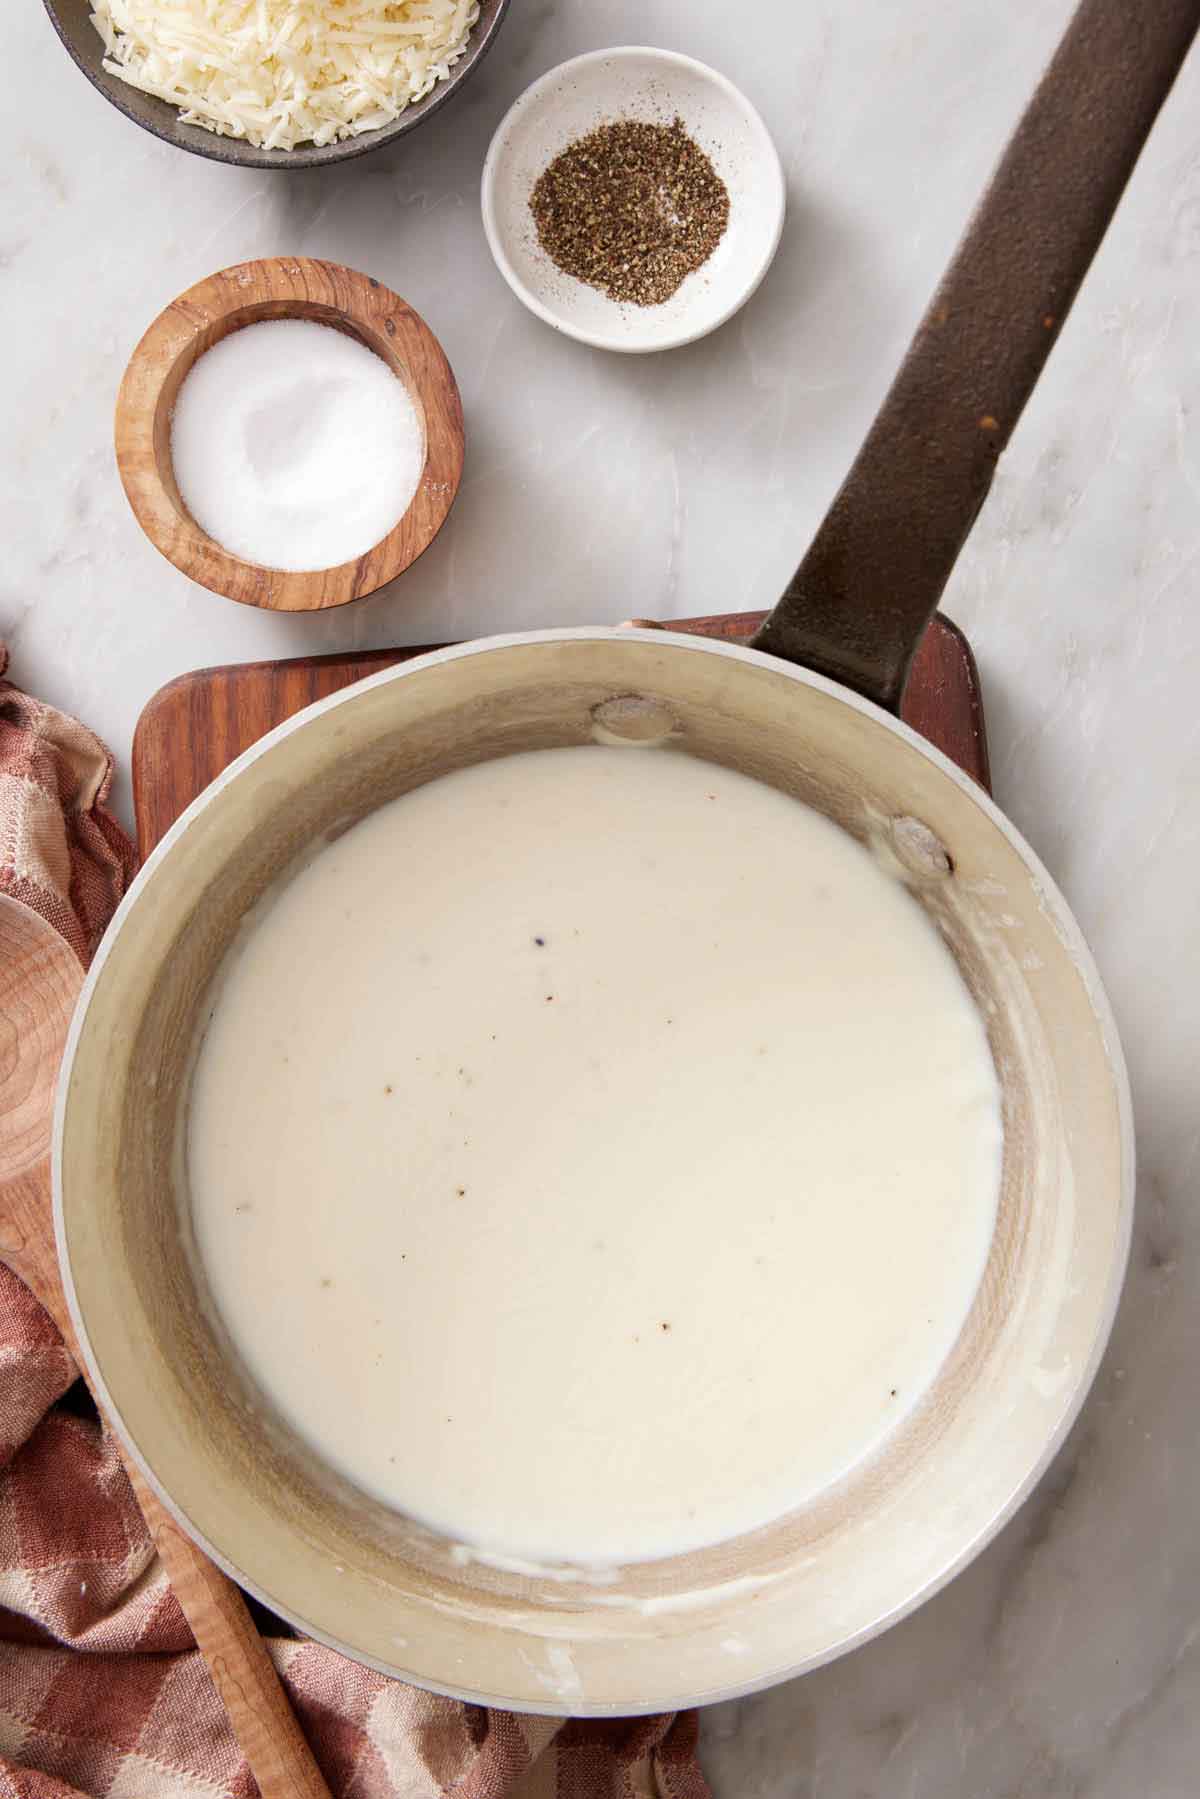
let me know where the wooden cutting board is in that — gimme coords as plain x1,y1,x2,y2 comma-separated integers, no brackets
132,611,989,853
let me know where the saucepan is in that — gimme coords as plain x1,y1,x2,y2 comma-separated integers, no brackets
54,0,1195,1714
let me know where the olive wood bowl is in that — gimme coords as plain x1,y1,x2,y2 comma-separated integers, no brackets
115,258,465,612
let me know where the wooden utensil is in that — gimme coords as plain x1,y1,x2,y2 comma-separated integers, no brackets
0,894,332,1799
115,258,465,612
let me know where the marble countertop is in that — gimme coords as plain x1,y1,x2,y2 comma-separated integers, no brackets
6,2,1199,1792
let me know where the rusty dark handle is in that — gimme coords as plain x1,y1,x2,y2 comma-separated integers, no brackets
752,0,1200,709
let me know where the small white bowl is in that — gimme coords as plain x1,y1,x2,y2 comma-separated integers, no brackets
481,47,785,353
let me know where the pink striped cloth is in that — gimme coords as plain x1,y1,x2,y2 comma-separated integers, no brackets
0,646,711,1799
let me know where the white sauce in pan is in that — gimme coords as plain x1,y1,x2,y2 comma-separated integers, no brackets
188,746,1002,1565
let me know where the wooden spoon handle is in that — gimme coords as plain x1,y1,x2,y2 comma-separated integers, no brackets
121,1461,333,1799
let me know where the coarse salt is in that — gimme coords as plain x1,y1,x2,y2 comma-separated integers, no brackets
170,319,424,572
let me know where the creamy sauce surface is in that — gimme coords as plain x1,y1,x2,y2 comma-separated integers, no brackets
189,746,1002,1564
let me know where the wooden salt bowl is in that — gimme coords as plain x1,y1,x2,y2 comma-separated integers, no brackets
114,258,465,612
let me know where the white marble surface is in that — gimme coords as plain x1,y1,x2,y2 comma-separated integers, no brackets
5,1,1199,1792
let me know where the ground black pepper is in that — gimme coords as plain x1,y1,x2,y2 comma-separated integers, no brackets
530,116,730,307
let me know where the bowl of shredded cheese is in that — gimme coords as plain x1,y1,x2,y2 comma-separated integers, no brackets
42,0,510,166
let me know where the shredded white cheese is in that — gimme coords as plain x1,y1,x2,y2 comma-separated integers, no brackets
90,0,481,151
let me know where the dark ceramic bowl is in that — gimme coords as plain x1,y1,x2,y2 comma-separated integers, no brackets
41,0,510,169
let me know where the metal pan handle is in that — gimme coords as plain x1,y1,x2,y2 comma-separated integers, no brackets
752,0,1200,709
